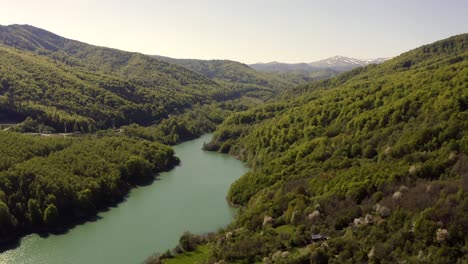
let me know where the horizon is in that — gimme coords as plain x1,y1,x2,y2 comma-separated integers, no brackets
1,23,397,64
1,0,467,64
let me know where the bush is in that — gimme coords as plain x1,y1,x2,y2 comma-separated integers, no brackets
179,231,200,252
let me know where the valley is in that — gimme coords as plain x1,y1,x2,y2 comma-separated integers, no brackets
0,22,466,264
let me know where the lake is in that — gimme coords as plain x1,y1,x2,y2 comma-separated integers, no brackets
0,134,248,264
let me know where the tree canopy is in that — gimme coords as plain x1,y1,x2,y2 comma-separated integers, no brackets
189,33,468,263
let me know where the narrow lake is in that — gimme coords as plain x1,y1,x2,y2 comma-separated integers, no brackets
0,134,248,264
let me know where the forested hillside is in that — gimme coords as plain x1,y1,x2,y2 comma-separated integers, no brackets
121,99,256,145
0,25,280,132
270,68,338,85
0,45,203,131
154,56,294,98
0,131,178,243
249,56,389,84
0,25,295,246
151,34,468,263
1,23,466,263
0,25,215,89
249,62,339,84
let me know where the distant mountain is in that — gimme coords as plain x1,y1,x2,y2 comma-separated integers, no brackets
0,25,249,131
309,55,390,71
248,62,320,73
153,55,294,98
0,25,297,131
0,25,216,89
248,61,338,84
249,56,389,84
250,56,390,73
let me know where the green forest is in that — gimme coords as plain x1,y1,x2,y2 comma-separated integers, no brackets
0,24,287,245
148,34,468,263
0,131,178,241
0,23,467,264
153,56,295,98
0,25,288,133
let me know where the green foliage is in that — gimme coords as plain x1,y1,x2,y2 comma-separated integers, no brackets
271,69,339,85
27,199,42,226
0,201,16,237
211,34,467,206
2,24,467,264
0,130,177,239
124,156,153,182
0,25,291,133
179,231,200,252
43,204,58,226
121,102,241,145
160,245,210,264
310,248,329,264
0,25,297,134
0,24,288,244
154,56,294,99
0,42,221,132
196,34,468,263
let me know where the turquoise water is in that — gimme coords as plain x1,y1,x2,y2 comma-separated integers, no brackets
0,134,248,264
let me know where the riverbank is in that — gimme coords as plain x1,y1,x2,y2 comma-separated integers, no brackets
0,134,249,264
0,156,180,249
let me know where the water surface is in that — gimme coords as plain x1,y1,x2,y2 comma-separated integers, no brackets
0,134,248,264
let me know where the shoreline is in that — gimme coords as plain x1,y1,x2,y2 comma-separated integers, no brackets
0,144,182,252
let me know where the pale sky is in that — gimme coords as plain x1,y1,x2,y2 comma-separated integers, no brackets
0,0,467,63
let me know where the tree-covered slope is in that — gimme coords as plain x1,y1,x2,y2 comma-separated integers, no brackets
0,25,256,132
249,56,391,84
0,25,217,89
0,131,178,242
189,34,468,263
249,61,339,84
0,45,223,132
250,62,320,72
271,68,339,85
153,56,295,98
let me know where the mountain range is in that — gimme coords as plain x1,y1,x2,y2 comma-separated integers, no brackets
250,56,390,73
152,55,294,97
0,23,466,264
0,24,293,132
0,25,381,133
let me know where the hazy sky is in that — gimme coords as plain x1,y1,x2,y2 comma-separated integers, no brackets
1,0,467,63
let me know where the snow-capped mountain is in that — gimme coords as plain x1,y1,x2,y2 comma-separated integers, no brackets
308,56,390,71
250,56,390,73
